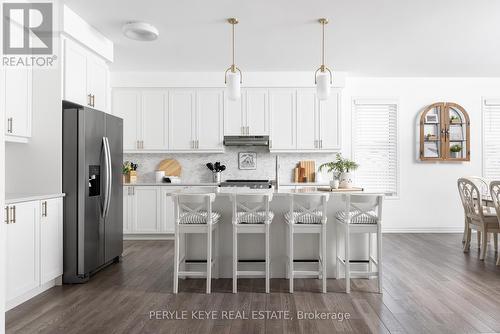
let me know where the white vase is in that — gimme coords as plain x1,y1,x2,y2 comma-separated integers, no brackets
330,179,340,189
339,172,353,189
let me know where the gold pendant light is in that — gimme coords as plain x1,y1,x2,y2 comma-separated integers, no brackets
315,18,333,100
225,18,242,101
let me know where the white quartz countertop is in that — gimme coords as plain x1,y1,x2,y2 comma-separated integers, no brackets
165,187,386,197
6,192,66,204
124,182,219,187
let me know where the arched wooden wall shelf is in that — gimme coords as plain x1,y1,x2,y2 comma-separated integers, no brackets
419,102,470,161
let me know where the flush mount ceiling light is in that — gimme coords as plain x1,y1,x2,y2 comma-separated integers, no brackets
224,18,242,101
122,22,159,41
314,18,333,100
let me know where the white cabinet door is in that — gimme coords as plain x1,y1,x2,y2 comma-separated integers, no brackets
224,93,244,136
63,39,88,106
6,202,39,302
169,90,195,150
113,89,141,151
87,56,108,111
132,187,160,233
269,89,296,150
297,89,319,150
246,89,269,135
319,91,341,150
4,67,32,138
196,89,223,151
123,187,132,233
40,198,63,283
160,188,183,233
141,90,168,150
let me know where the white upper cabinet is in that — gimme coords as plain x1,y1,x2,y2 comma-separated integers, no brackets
141,90,168,150
4,67,32,142
318,90,341,150
86,56,108,111
297,89,319,150
270,88,341,152
196,89,224,151
246,89,269,135
224,89,270,136
112,89,141,151
269,89,296,150
169,89,195,150
224,93,245,135
63,38,109,112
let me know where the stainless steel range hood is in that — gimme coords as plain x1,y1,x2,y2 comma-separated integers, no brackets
223,135,269,146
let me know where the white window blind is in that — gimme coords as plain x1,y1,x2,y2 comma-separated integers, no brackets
483,99,500,180
352,99,399,196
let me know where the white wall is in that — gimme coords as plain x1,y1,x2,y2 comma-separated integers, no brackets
343,77,500,232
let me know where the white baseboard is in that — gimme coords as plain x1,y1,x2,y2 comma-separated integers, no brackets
124,233,174,240
6,276,61,311
382,227,464,233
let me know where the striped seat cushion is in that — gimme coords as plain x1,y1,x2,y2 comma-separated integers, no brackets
237,211,274,224
180,211,221,224
284,211,323,224
336,210,378,224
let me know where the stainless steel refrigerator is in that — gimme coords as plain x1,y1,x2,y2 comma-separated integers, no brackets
62,101,123,283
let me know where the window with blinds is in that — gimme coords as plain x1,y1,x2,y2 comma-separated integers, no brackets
482,99,500,180
352,99,399,196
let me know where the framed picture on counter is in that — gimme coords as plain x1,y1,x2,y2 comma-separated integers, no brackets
238,152,257,170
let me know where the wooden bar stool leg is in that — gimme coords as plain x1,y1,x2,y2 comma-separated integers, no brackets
322,224,327,293
289,224,294,294
232,227,237,293
265,224,270,293
206,227,212,294
345,226,350,294
377,225,383,293
173,227,180,294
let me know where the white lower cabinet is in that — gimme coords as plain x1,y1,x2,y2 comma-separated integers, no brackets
123,186,183,236
5,197,63,310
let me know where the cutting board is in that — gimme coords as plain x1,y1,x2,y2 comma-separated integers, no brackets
299,160,315,182
157,159,182,176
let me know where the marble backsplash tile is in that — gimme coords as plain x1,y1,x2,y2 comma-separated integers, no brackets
124,147,338,184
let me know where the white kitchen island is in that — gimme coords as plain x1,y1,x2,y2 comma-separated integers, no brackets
172,186,381,279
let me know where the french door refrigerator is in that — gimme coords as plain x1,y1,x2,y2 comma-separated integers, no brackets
62,101,123,283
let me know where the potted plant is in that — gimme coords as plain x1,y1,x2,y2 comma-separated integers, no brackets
122,161,138,183
450,144,462,158
450,115,461,124
319,153,359,189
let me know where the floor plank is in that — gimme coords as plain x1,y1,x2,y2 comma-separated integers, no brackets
6,234,500,334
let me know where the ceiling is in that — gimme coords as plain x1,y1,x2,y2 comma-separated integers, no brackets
64,0,500,76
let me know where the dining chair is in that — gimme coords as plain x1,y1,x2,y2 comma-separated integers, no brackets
336,194,384,294
458,178,499,260
459,176,491,248
284,193,329,293
231,193,274,293
489,181,500,266
172,193,220,294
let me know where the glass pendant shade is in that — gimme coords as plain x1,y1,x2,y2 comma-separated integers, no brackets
226,71,241,101
316,71,331,101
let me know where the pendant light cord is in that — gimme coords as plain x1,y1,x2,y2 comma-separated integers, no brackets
232,22,235,67
321,21,325,68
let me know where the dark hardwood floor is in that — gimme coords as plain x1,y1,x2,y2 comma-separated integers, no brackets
6,234,500,334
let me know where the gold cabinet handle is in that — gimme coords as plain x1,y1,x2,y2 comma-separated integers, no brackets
7,117,13,133
5,206,9,224
92,95,95,107
10,206,16,224
42,201,48,217
87,94,92,106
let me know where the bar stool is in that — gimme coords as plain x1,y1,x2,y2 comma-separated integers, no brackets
336,194,383,293
284,193,329,293
172,193,220,294
231,193,274,293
